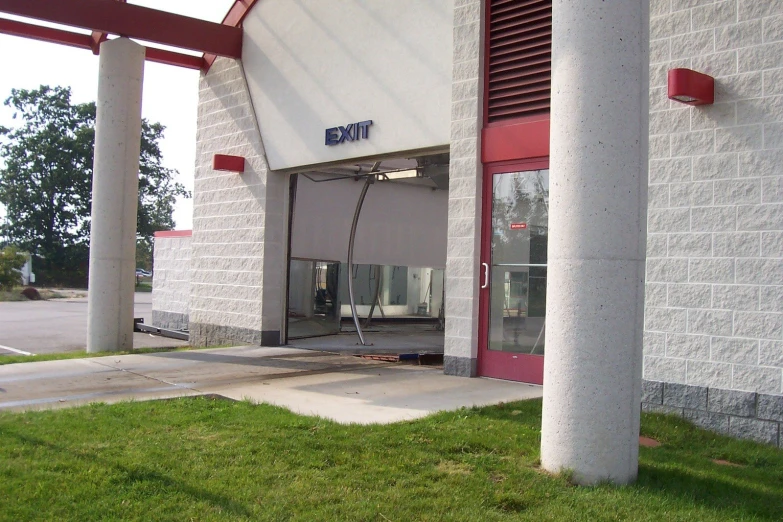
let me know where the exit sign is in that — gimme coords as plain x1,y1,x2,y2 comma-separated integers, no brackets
510,223,527,230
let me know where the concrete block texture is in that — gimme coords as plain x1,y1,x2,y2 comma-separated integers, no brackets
444,0,483,363
757,393,783,422
729,417,780,445
642,380,783,446
683,409,730,434
152,236,191,325
644,0,783,398
151,311,188,331
664,382,708,410
541,0,648,485
189,58,286,347
708,388,756,417
190,323,279,347
642,380,664,404
443,355,477,378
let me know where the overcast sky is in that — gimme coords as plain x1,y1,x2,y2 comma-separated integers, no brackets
0,1,236,230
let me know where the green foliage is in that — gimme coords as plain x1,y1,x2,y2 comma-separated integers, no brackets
0,86,189,286
1,397,782,521
135,238,152,272
0,245,25,290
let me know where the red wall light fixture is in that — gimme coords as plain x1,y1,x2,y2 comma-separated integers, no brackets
668,68,714,106
213,154,245,173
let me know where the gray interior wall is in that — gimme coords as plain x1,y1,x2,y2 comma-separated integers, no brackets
291,173,448,268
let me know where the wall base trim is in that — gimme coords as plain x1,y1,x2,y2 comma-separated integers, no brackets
642,380,782,448
190,323,280,347
151,310,189,331
444,356,477,378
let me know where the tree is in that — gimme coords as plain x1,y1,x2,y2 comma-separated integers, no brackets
0,245,26,290
0,86,189,285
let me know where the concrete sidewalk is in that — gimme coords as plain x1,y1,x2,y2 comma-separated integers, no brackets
0,346,542,423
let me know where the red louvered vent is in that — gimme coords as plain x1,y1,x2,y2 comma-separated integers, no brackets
487,0,552,124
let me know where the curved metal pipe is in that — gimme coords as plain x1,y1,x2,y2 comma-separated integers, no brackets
347,175,374,345
363,265,382,328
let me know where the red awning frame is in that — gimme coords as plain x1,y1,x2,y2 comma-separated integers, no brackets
0,0,259,71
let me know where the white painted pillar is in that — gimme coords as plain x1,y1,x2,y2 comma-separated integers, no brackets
86,38,145,353
540,1,649,485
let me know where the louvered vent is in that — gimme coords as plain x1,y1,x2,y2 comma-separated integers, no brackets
487,0,552,124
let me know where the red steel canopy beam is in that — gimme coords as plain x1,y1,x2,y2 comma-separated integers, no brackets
0,17,91,50
0,0,242,58
90,0,125,55
145,47,204,71
203,0,259,72
0,17,204,70
222,0,259,27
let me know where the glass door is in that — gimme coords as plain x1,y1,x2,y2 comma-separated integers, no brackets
478,162,548,383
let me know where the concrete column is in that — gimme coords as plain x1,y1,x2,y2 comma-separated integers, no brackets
86,38,145,353
540,1,649,485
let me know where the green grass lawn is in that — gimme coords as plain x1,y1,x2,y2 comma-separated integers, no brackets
0,345,239,366
135,281,153,292
1,398,781,521
0,346,190,366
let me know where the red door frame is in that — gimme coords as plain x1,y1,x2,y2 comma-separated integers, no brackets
479,0,552,382
477,157,549,384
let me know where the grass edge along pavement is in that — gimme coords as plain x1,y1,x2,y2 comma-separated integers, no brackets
1,398,781,521
0,345,229,365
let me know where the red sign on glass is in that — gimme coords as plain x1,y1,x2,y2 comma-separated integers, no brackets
510,223,527,230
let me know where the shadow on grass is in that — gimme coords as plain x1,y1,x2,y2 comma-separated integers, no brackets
637,459,783,520
466,401,783,519
0,425,253,519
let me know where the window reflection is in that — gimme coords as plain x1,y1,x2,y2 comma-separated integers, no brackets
488,170,548,355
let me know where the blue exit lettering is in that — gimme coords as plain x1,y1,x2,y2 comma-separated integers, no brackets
325,120,373,146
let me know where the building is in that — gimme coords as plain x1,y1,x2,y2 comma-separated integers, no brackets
150,1,783,449
2,0,780,484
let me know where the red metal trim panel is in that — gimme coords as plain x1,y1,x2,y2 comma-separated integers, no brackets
213,154,246,173
0,18,206,70
203,0,260,72
154,230,192,238
485,0,552,125
478,351,545,385
0,17,92,49
90,0,125,54
482,118,550,163
0,0,242,57
222,0,260,27
668,68,715,106
477,158,550,383
145,47,205,70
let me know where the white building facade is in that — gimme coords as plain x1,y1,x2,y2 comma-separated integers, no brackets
152,0,783,448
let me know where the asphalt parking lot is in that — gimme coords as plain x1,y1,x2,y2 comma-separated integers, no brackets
0,291,187,357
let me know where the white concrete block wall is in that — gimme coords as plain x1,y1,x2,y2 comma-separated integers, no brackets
190,57,287,346
444,0,484,377
151,235,191,330
645,0,783,396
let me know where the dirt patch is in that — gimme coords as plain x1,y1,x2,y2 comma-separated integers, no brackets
639,436,661,448
436,460,472,476
20,287,41,300
712,459,745,468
